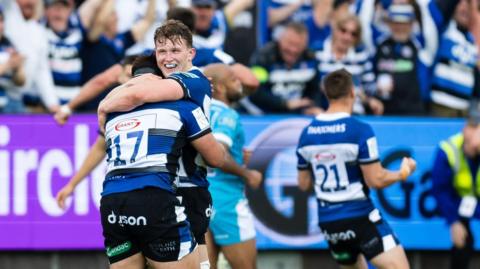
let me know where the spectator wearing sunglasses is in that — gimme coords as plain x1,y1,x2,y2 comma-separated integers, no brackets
316,14,383,115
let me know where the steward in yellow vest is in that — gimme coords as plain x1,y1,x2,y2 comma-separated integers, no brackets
432,118,480,269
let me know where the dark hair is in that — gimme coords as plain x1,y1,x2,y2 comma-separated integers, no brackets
131,53,163,77
322,69,353,100
154,19,193,48
120,55,139,66
166,7,196,32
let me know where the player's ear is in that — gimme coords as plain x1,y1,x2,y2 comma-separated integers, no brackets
188,47,196,62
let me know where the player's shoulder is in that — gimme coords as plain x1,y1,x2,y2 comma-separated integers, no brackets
212,99,238,115
309,113,371,134
175,99,201,110
170,67,208,80
212,100,239,124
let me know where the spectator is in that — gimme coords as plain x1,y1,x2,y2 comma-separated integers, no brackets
307,0,353,51
373,4,427,115
191,0,254,49
81,0,155,82
357,0,422,55
241,22,327,115
167,7,260,93
305,0,333,51
1,0,59,113
360,0,466,115
430,0,479,117
266,0,312,41
167,7,236,67
470,0,480,48
43,0,102,105
315,14,383,115
0,6,25,113
119,0,177,55
431,100,480,269
53,54,139,125
214,0,258,65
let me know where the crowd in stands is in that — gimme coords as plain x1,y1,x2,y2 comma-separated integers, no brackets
0,0,478,118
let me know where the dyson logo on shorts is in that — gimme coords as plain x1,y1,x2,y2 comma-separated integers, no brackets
205,204,212,218
108,211,147,226
323,230,356,244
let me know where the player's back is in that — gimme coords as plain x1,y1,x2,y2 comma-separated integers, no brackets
103,100,210,196
169,67,213,188
297,112,379,222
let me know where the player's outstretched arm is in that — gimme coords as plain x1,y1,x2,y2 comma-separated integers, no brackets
56,136,106,209
217,143,263,189
361,157,416,189
99,74,183,113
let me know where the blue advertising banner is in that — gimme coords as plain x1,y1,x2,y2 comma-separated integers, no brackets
241,116,480,250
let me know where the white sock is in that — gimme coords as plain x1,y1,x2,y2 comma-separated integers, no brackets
200,260,210,269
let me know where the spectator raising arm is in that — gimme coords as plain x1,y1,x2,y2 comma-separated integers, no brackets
224,0,255,26
78,0,104,29
54,64,123,125
268,0,305,27
87,0,114,41
130,0,157,42
0,51,25,86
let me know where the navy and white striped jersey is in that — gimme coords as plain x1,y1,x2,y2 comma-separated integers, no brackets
316,39,376,114
103,100,211,196
243,41,326,114
168,67,212,116
296,112,379,222
0,36,18,108
167,67,213,188
431,21,478,110
45,12,86,103
193,10,229,50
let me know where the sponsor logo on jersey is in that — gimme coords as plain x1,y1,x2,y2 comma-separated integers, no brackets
115,119,141,131
315,153,336,161
307,124,346,135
